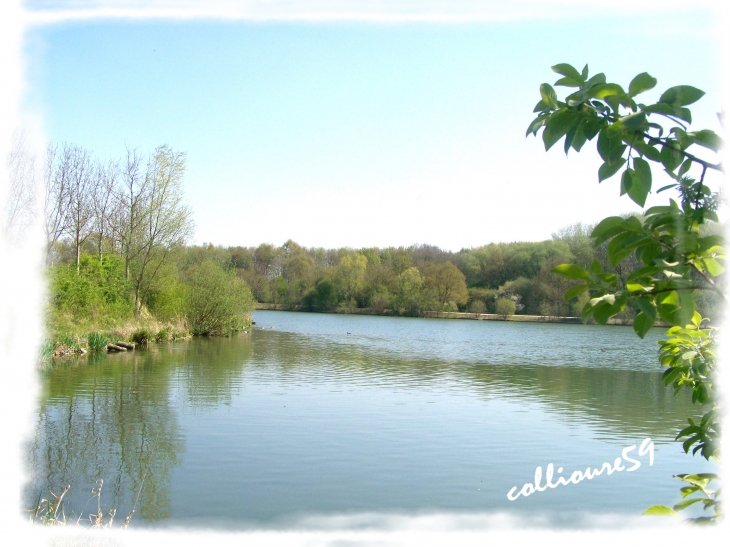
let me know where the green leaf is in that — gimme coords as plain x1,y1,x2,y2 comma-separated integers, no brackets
543,110,579,151
564,284,589,301
642,102,676,116
620,169,633,196
702,257,724,276
588,83,625,100
592,302,618,325
570,122,589,152
628,157,652,207
660,85,705,107
628,72,657,97
688,129,723,152
526,115,547,137
542,125,563,151
591,216,625,245
552,63,584,84
636,296,656,319
581,64,589,80
677,158,692,178
643,505,678,517
619,112,647,131
657,290,695,326
540,83,559,109
630,137,662,162
673,498,704,511
608,233,647,267
555,76,582,88
585,72,606,88
633,312,654,338
680,486,701,498
674,107,692,124
598,129,626,164
552,264,591,281
598,159,626,182
661,141,683,172
533,99,550,113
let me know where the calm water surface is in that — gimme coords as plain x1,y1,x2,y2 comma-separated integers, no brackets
26,311,717,528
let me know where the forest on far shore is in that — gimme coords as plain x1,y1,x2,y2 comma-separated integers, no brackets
51,220,724,328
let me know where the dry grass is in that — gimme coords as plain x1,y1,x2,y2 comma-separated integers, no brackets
41,314,191,366
30,479,139,530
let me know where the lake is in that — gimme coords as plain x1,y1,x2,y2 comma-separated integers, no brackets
25,310,717,529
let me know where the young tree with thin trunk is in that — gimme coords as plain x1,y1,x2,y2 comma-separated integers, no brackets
128,145,194,315
43,143,72,266
91,158,118,263
65,144,96,274
112,147,148,281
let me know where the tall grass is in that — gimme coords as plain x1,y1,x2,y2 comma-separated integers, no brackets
86,332,110,351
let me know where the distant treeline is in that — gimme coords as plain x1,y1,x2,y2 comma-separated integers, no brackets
51,221,721,324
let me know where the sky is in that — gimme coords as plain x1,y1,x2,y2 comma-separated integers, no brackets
1,1,729,544
16,0,726,251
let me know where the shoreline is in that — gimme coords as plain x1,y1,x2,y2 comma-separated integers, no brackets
254,303,668,327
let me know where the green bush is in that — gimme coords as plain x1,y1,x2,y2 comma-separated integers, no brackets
156,329,169,342
132,329,153,345
183,260,255,335
49,254,133,322
495,297,517,318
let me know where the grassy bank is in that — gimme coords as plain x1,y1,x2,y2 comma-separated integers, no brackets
41,312,193,366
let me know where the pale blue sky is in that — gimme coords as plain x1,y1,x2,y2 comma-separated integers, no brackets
20,2,724,250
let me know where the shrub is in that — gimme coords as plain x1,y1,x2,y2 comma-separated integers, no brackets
495,297,517,318
49,254,133,323
131,329,153,345
183,260,255,335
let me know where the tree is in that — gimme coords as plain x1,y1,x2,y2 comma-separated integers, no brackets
44,142,73,266
112,146,148,280
391,266,425,316
117,145,194,315
64,144,96,274
528,63,723,521
423,262,468,314
91,158,119,263
334,253,368,306
495,297,516,319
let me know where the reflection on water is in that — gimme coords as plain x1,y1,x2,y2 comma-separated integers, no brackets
25,311,717,528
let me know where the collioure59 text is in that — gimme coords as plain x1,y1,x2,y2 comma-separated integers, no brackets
507,438,655,501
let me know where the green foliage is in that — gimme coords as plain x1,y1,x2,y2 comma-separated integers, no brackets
303,278,338,312
645,474,722,523
184,259,255,335
391,267,427,316
530,63,723,522
424,262,469,313
495,297,517,318
50,254,133,322
132,328,154,345
87,332,110,352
